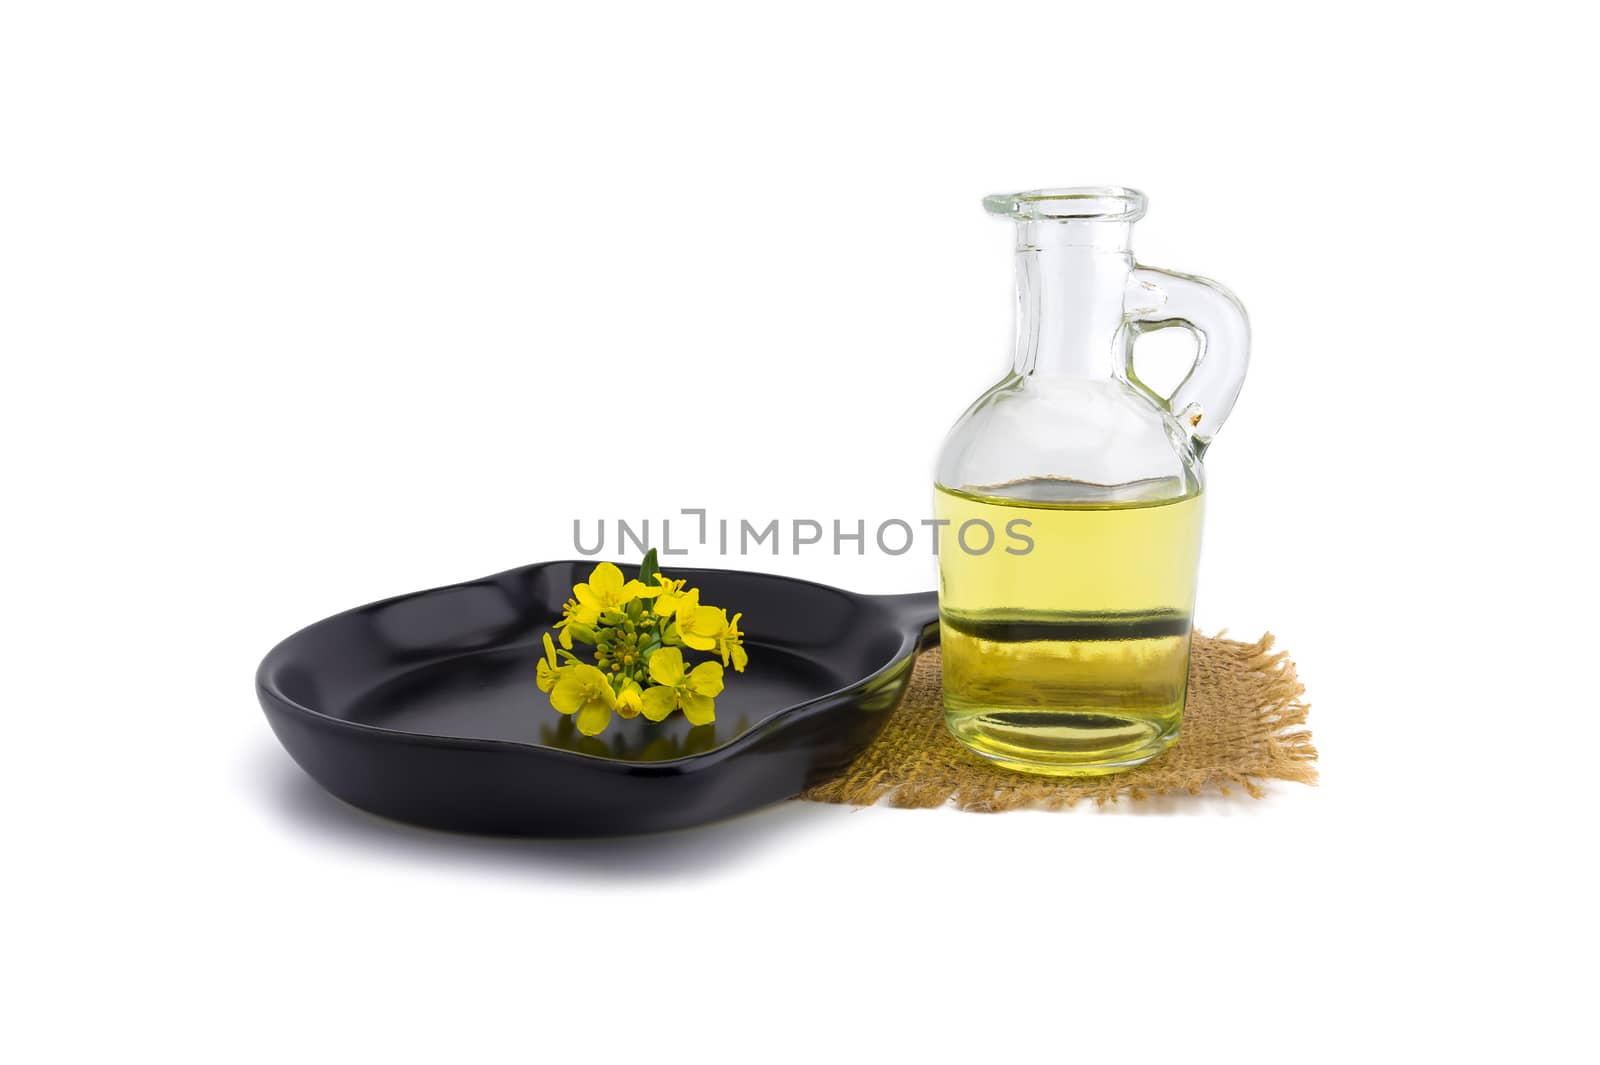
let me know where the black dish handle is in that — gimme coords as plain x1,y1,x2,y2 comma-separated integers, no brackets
875,591,940,652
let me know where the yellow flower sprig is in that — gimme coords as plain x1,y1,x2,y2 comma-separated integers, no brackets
536,551,748,737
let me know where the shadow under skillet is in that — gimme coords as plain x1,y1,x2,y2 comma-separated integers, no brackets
251,745,856,881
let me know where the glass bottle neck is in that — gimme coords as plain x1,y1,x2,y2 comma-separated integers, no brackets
1011,220,1134,379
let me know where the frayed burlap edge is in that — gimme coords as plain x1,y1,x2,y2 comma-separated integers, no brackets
801,632,1316,811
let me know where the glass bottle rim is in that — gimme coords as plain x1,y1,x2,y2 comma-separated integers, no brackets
983,186,1147,223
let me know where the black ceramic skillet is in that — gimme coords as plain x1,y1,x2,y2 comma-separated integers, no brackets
258,561,939,837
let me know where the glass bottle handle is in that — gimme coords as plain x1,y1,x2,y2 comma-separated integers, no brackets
1125,266,1251,454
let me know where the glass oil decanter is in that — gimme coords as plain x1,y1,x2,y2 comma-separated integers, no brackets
935,187,1249,775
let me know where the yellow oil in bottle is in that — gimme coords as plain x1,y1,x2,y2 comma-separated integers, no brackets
936,480,1203,775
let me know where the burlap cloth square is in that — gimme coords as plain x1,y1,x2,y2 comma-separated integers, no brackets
801,632,1315,810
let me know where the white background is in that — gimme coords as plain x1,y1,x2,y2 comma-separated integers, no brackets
4,2,1596,1061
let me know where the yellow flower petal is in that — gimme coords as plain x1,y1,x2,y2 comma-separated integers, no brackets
680,606,725,651
535,659,559,693
647,646,685,687
680,690,716,727
552,665,614,715
674,589,701,627
591,669,618,708
640,685,678,722
541,633,557,668
575,701,612,736
549,672,585,714
714,613,747,670
558,626,574,650
692,605,726,634
588,562,624,598
687,660,725,697
651,578,686,615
